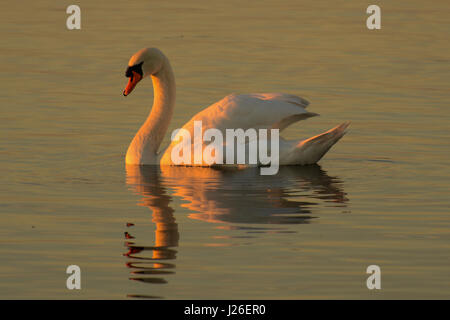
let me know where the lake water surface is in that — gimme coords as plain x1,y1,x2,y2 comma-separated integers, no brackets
1,0,449,299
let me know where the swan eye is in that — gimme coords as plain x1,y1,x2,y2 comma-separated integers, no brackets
125,62,144,78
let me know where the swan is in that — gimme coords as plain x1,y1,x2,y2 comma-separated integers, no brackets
123,47,349,167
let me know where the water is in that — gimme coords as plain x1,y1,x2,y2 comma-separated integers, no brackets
1,0,449,299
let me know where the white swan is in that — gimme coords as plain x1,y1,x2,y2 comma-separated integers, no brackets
123,48,349,166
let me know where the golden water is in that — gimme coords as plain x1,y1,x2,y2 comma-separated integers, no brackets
1,0,449,298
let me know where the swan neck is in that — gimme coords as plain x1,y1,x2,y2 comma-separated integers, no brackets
126,56,175,164
150,59,176,129
146,58,176,154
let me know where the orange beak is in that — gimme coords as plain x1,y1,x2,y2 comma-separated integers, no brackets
123,71,142,96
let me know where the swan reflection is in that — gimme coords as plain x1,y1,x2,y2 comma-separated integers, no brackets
124,165,178,298
124,164,348,297
158,165,348,224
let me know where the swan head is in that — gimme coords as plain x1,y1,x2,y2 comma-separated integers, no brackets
123,48,165,96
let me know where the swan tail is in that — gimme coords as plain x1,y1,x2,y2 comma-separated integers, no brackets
286,122,350,165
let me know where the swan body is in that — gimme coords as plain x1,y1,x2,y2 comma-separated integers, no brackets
124,48,349,167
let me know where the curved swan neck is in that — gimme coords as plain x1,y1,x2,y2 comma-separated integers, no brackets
147,57,176,151
126,55,176,164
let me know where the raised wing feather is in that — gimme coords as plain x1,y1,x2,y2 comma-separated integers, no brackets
180,93,317,133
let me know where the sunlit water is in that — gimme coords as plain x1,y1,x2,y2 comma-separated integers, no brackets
1,1,449,299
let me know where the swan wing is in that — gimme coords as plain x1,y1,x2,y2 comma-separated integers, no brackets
160,93,317,165
181,93,317,133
